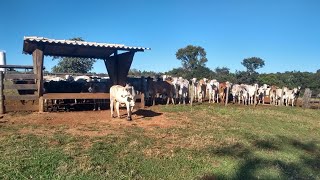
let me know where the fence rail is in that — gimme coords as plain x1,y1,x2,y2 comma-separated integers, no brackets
4,73,38,80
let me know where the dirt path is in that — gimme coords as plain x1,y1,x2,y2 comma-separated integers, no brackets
1,108,176,137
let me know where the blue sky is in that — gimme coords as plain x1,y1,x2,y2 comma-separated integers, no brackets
1,0,319,73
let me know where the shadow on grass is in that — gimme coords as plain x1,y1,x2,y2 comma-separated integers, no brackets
133,109,162,118
200,136,320,179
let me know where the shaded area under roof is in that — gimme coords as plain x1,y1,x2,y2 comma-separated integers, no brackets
23,36,150,59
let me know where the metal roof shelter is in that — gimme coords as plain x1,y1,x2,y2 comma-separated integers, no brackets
22,36,150,112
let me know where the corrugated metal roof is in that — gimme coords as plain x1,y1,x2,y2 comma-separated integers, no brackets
23,36,151,51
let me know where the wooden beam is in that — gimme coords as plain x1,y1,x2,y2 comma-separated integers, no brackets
5,104,38,112
5,95,38,100
5,84,37,90
117,52,135,86
4,74,37,80
105,51,135,86
43,93,143,100
43,93,110,100
225,86,229,106
0,72,4,114
104,51,117,85
0,65,34,69
32,48,44,112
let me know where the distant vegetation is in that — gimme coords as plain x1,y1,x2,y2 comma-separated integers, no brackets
129,45,320,95
49,42,320,95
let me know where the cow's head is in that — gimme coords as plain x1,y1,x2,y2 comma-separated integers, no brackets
126,95,135,107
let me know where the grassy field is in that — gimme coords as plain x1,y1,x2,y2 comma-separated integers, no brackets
0,104,319,179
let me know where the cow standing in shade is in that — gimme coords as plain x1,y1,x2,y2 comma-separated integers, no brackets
110,84,136,121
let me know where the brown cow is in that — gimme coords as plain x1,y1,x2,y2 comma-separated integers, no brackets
219,82,229,103
269,85,278,105
147,78,175,106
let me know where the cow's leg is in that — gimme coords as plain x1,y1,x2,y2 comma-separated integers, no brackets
153,96,156,106
116,102,120,118
110,100,114,118
126,103,132,121
93,99,96,111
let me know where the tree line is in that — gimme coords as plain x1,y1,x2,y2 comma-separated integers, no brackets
51,39,320,95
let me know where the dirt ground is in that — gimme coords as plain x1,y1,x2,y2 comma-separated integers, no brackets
0,107,177,137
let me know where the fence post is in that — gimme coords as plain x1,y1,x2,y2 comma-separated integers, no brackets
225,86,229,106
190,83,194,106
0,71,4,114
280,87,284,106
254,88,257,107
302,88,312,108
140,93,145,109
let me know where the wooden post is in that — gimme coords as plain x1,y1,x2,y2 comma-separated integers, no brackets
0,71,4,114
140,93,145,109
225,86,229,106
280,87,284,106
105,51,135,86
302,88,312,108
190,83,194,106
32,48,44,112
254,88,257,107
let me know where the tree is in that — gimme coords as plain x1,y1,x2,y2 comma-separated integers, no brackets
176,45,208,71
241,57,265,74
166,66,214,80
51,37,96,73
214,67,236,82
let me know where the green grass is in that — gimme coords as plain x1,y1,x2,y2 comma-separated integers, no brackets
0,104,320,179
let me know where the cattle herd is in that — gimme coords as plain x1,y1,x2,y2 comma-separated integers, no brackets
144,75,301,107
45,74,301,106
12,74,302,117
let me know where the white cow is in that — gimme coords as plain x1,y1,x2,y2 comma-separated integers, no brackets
244,84,258,105
240,87,249,105
190,78,198,102
110,84,136,121
231,84,241,104
44,75,64,82
275,87,288,106
257,86,265,104
74,75,91,82
284,87,301,106
178,78,189,104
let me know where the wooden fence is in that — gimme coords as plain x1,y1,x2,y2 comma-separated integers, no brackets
0,70,145,114
0,71,39,113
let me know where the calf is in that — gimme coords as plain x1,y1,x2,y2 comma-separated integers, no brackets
110,84,136,120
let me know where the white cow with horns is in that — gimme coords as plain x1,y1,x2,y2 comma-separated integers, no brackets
110,84,136,121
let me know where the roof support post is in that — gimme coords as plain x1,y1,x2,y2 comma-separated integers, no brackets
104,51,135,86
32,48,44,112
